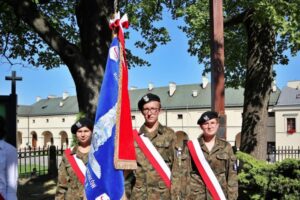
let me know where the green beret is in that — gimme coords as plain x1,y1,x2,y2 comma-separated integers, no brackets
197,111,219,125
138,93,160,111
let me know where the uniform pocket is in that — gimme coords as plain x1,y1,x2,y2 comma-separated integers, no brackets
134,178,144,189
215,152,229,174
154,140,170,148
153,140,171,163
189,173,205,194
216,152,229,160
158,180,168,189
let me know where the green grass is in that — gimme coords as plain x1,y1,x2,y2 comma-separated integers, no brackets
18,164,48,177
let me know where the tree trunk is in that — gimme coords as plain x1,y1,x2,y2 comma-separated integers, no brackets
240,15,275,160
10,0,114,120
73,0,113,120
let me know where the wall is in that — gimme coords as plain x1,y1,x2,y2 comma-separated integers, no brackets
275,108,300,147
17,114,76,148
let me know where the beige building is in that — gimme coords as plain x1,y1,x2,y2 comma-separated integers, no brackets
274,81,300,147
17,93,78,149
16,81,299,152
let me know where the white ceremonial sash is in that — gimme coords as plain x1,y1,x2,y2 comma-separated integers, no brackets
65,148,86,185
187,140,226,200
133,130,171,188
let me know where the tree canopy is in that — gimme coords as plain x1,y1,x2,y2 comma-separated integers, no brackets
170,0,300,87
171,0,300,159
1,0,174,69
1,0,175,118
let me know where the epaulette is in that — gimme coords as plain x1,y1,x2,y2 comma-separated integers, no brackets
218,137,227,142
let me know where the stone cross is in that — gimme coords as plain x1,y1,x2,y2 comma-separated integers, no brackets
210,0,226,138
5,71,22,95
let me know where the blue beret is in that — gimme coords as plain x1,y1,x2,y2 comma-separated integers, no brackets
138,93,160,111
197,111,219,125
71,117,93,134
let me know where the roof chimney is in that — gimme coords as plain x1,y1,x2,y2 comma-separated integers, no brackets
148,83,154,91
47,95,56,99
130,86,138,90
287,80,300,89
36,96,41,102
192,90,198,97
202,75,209,88
272,80,277,92
59,101,64,107
169,82,176,96
62,92,69,100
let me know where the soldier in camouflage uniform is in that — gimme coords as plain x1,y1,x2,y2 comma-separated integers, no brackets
171,111,238,200
55,118,93,200
126,93,176,200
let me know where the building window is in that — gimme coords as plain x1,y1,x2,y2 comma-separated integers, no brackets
17,119,19,123
287,118,296,134
131,115,136,120
46,119,49,123
62,118,65,122
32,119,35,123
177,114,183,119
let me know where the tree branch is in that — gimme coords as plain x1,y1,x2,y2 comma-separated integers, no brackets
224,9,254,28
8,0,87,69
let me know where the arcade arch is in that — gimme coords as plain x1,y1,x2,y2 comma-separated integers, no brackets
17,131,22,148
59,131,69,149
31,131,38,148
42,131,53,148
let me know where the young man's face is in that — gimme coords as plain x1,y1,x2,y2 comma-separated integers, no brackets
141,101,161,126
76,126,92,146
200,118,219,137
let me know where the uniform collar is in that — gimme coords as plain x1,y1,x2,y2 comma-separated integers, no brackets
199,135,225,154
70,145,89,163
140,123,163,140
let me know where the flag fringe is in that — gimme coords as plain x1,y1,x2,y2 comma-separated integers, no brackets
114,159,137,170
114,40,137,170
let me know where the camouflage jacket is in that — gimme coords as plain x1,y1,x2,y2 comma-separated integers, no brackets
126,123,176,200
171,134,238,200
55,146,89,200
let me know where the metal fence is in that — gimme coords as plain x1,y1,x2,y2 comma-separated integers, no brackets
17,145,300,178
267,146,300,163
18,146,64,178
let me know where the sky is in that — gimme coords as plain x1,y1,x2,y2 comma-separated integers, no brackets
0,12,299,105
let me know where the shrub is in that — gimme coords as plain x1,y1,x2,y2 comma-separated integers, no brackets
236,151,300,200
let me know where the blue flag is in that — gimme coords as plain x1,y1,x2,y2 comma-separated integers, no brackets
85,37,125,200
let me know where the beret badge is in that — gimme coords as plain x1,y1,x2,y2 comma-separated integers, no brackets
203,115,209,121
76,121,82,128
143,95,150,102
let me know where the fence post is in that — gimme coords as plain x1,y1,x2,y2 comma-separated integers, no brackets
48,144,58,177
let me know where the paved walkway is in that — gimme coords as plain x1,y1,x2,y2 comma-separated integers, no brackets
18,175,57,200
